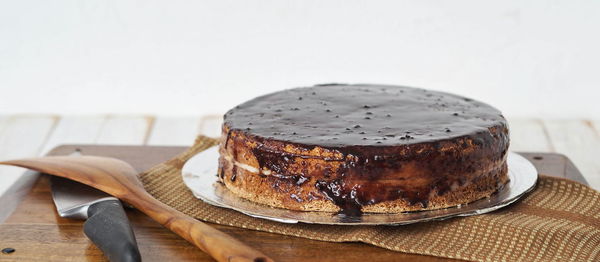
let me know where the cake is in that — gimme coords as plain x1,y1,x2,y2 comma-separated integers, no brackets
217,84,509,215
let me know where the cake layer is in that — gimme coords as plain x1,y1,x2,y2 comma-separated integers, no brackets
219,152,508,213
217,84,510,214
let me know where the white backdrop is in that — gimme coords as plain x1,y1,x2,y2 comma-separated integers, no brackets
1,0,599,118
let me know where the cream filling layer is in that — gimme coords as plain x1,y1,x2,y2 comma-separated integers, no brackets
222,152,270,175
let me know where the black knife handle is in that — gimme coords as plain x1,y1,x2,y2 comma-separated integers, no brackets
84,200,141,262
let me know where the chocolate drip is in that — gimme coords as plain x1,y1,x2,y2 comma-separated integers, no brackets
230,165,237,182
218,128,233,180
316,180,363,216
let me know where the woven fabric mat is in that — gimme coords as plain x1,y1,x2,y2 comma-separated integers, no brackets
140,136,600,262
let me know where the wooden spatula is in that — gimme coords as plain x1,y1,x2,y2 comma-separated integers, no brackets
0,156,272,262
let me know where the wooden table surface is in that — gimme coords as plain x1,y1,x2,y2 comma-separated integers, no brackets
0,143,587,262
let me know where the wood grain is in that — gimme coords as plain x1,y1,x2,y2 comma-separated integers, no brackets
0,116,57,222
39,115,106,155
0,116,8,134
542,119,600,189
0,116,57,193
0,145,588,262
147,116,202,146
507,118,554,152
198,115,223,138
96,116,153,145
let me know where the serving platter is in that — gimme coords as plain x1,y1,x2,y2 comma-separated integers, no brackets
182,147,538,225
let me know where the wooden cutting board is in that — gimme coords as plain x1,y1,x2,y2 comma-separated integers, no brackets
0,145,587,262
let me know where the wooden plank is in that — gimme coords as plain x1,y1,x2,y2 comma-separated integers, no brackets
542,120,600,190
0,116,57,222
507,118,554,152
198,115,222,138
0,116,57,197
0,116,8,134
95,115,153,145
592,120,600,132
146,116,201,146
39,115,107,155
592,120,600,139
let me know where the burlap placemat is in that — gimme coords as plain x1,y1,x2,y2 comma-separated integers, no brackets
140,136,600,262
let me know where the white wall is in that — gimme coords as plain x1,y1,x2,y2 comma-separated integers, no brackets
1,0,599,118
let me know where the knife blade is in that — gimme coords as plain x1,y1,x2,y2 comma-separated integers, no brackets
50,152,141,262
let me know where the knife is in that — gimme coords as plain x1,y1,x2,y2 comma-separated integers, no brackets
50,152,141,262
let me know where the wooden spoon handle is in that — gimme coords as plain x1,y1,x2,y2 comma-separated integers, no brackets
128,190,273,262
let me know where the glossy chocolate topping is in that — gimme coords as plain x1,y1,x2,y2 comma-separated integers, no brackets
224,84,505,147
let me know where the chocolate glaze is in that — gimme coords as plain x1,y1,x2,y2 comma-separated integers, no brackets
225,84,505,147
222,84,509,215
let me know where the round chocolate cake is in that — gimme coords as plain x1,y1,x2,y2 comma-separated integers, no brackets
218,84,509,214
